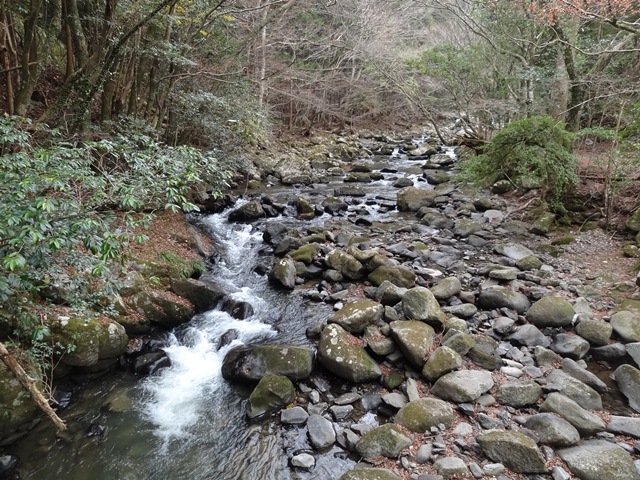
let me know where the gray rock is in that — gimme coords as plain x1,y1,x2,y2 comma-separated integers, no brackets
364,326,396,356
281,406,309,425
561,358,608,393
402,287,446,326
228,201,265,221
611,311,640,343
551,333,590,360
530,212,556,235
507,324,551,348
269,257,297,289
494,243,535,261
468,335,501,370
496,381,543,408
575,318,612,346
368,265,416,289
397,186,437,211
614,364,640,413
394,398,454,433
430,276,462,300
442,303,478,319
527,296,574,328
525,413,581,447
489,267,519,281
330,405,354,420
431,370,494,403
291,453,315,469
389,320,435,369
422,346,462,381
317,324,381,383
539,393,605,437
627,342,640,368
336,428,360,451
478,286,531,314
476,430,548,474
355,424,411,459
307,413,336,450
547,369,602,410
326,249,365,280
222,345,314,383
607,416,640,438
416,444,433,464
247,375,295,418
339,469,402,480
433,457,468,477
328,300,384,334
493,316,516,334
375,281,407,306
442,331,475,356
516,255,543,271
381,392,407,410
454,219,483,238
558,440,640,480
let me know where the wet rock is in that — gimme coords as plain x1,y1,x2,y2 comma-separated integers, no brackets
550,333,590,360
307,413,336,450
525,413,581,447
431,370,494,403
328,300,384,334
263,222,289,244
355,424,411,459
478,286,531,314
476,430,548,474
527,296,574,328
326,249,365,280
290,243,321,264
339,468,402,480
368,265,416,289
281,406,309,425
611,311,640,343
296,197,315,220
291,453,315,469
558,440,640,480
221,345,314,383
247,374,295,418
402,286,446,326
269,257,297,289
131,351,171,375
539,393,605,437
433,457,468,477
546,369,602,410
430,276,462,300
397,186,437,211
575,318,612,346
389,320,435,368
394,398,454,433
317,324,381,383
228,201,265,222
614,364,640,413
322,197,348,214
422,346,462,381
220,297,254,319
393,177,414,188
170,277,229,312
496,381,543,408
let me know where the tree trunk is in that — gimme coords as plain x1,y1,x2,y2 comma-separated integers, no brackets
0,7,15,114
0,342,66,432
548,47,569,122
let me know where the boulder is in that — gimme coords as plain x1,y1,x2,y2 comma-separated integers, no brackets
614,364,640,413
454,219,483,238
516,255,543,271
561,358,608,393
550,333,590,360
610,311,640,343
389,321,435,369
355,424,411,459
307,413,336,450
228,201,265,222
442,331,475,356
326,249,364,280
421,346,462,381
0,363,40,444
364,326,396,356
170,277,229,312
530,212,556,235
525,413,581,447
402,287,446,326
526,296,574,328
127,290,194,328
394,398,454,433
431,370,494,403
58,317,128,367
397,186,437,211
507,324,551,348
246,374,295,418
221,345,314,383
559,440,640,480
269,257,297,289
546,369,602,410
476,430,547,474
317,324,381,383
607,415,640,438
339,469,402,480
368,266,415,289
328,300,384,334
496,381,543,408
322,197,348,214
478,286,531,314
374,281,407,306
539,393,605,437
494,243,535,261
626,208,640,232
434,457,469,477
430,276,462,300
575,318,612,346
289,243,321,264
467,335,501,370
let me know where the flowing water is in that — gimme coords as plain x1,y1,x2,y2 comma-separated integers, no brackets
9,138,448,479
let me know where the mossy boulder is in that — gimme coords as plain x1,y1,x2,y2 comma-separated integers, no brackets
611,311,640,343
355,424,411,459
317,324,381,383
269,257,297,289
516,255,543,271
478,286,530,314
389,320,435,369
328,300,384,334
56,317,128,367
397,186,437,212
530,212,556,235
431,370,494,403
221,345,314,383
496,381,543,408
421,346,462,381
402,287,446,326
477,430,548,474
559,440,640,480
394,398,454,433
526,296,575,328
296,197,315,220
339,469,402,480
368,266,415,289
430,277,461,300
228,201,265,222
0,362,40,444
246,374,295,419
626,209,640,232
326,249,364,280
289,243,321,265
127,289,194,327
575,318,612,346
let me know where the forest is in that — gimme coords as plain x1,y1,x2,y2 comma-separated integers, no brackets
1,0,640,450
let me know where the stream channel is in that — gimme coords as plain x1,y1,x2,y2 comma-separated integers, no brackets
9,138,457,479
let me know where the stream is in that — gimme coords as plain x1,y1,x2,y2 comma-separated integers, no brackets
8,138,447,479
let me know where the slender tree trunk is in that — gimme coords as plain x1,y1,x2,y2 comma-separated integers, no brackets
257,1,269,108
549,47,569,122
0,7,15,114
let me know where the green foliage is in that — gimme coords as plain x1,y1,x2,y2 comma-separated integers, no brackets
157,251,205,278
0,117,229,307
460,116,578,206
